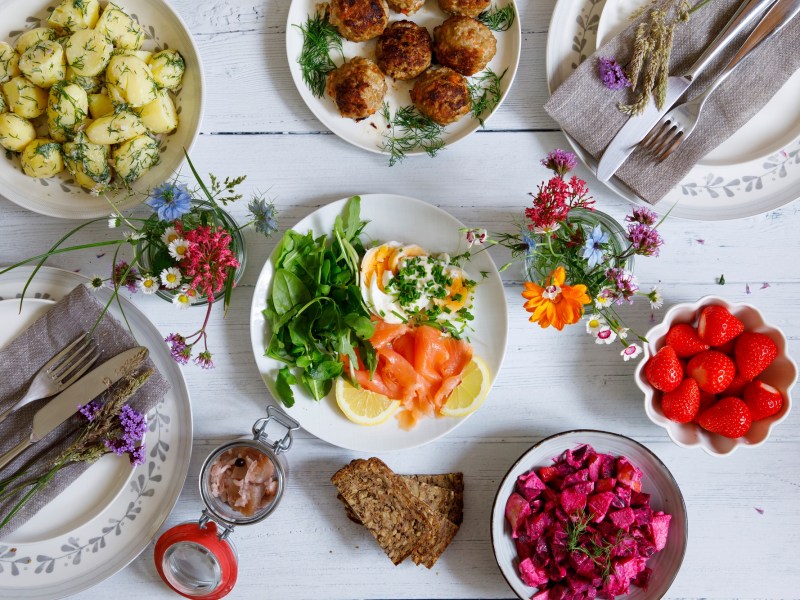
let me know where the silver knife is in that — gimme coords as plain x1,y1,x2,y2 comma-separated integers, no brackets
0,346,149,471
596,0,778,182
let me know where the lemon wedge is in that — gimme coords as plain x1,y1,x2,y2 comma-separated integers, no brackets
335,378,401,426
440,356,492,417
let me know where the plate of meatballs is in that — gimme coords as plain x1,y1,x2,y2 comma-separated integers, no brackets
286,0,520,159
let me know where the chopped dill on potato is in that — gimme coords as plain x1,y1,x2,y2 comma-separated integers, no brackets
468,67,508,127
295,8,343,98
477,3,516,32
380,103,445,167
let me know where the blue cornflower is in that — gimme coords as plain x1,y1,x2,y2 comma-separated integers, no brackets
146,182,192,222
581,224,609,268
248,196,278,237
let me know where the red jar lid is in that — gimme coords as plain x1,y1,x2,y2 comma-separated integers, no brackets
154,521,238,599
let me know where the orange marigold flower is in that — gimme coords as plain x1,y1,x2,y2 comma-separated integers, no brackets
522,266,590,330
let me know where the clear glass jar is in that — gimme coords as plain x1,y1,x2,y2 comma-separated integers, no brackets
153,407,299,599
138,200,247,307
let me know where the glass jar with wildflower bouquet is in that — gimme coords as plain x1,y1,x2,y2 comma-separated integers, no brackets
465,150,666,361
1,154,279,370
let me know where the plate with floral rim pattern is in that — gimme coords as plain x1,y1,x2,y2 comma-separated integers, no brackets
0,267,192,600
546,0,800,221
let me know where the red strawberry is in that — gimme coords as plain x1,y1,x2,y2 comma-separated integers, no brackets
661,379,700,423
743,380,784,421
644,346,683,392
716,339,736,356
734,332,778,380
697,305,744,347
693,391,718,424
722,372,750,397
698,397,752,438
665,324,710,358
687,351,736,394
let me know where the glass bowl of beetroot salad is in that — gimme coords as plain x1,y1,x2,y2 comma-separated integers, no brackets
491,430,687,600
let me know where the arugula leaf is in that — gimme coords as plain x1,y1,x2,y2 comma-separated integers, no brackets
276,367,297,407
272,269,312,314
344,313,374,340
302,371,332,401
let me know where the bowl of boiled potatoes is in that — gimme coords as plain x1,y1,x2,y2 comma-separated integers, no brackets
0,0,204,219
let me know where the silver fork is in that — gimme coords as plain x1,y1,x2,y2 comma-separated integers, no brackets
0,333,100,424
640,0,800,162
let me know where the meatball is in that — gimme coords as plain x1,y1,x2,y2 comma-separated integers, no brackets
376,21,432,80
329,0,389,42
387,0,426,15
410,66,470,125
438,0,490,18
327,57,387,120
433,16,497,76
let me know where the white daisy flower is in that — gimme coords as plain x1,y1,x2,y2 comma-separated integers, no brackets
86,275,104,292
585,315,606,335
172,291,192,310
168,238,190,261
138,274,159,295
179,284,199,304
594,290,613,308
648,285,664,310
595,325,617,345
621,344,643,361
108,214,121,229
617,327,630,340
160,267,182,289
124,230,144,242
162,226,180,246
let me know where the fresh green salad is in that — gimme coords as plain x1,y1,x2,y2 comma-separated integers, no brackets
264,196,377,406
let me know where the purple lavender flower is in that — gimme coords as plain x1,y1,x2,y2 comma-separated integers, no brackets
105,436,135,456
626,206,658,226
112,261,139,293
165,333,191,365
627,222,664,257
119,404,147,441
195,351,214,370
541,149,578,177
598,57,631,91
130,445,146,466
606,267,639,304
78,400,101,422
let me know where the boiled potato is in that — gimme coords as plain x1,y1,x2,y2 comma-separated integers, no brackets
88,91,114,118
106,82,126,104
0,113,36,151
137,89,177,134
16,28,58,55
20,138,64,178
112,48,153,63
148,49,185,91
47,81,88,142
65,68,102,93
96,4,145,50
64,131,111,190
48,0,101,33
0,42,21,83
85,108,146,144
113,134,159,183
0,90,6,113
19,40,66,88
105,55,158,107
65,29,113,77
2,76,48,118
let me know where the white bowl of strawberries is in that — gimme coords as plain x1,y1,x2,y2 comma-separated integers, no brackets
635,296,796,456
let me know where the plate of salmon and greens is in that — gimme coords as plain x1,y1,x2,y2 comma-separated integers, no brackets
249,195,507,452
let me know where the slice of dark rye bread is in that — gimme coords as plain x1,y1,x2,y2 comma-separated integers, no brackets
331,459,463,568
331,458,434,565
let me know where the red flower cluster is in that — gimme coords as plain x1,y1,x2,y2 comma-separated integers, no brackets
177,223,240,301
525,176,594,232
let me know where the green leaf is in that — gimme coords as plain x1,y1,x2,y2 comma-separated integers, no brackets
307,360,343,380
275,367,297,408
301,371,332,401
344,313,374,340
272,269,312,314
343,196,362,240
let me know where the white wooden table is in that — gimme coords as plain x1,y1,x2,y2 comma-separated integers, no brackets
2,0,800,598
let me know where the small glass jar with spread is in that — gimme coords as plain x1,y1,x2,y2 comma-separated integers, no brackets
153,406,299,599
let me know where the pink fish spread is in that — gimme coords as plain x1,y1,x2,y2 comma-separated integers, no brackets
209,446,279,517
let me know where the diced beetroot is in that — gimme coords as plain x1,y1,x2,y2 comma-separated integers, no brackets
563,468,589,488
630,490,651,508
633,566,652,589
519,557,550,587
633,507,652,527
539,465,560,483
614,484,632,507
531,591,551,600
598,454,616,478
519,470,548,501
505,492,531,539
650,513,672,551
587,492,615,522
609,508,635,531
528,511,554,541
595,478,616,493
560,488,587,514
565,445,593,468
615,457,643,489
570,551,596,579
587,454,602,481
515,537,532,560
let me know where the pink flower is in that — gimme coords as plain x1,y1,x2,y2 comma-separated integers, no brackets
179,225,240,302
525,175,594,232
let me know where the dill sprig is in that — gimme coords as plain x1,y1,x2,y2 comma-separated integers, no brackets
295,9,343,98
380,103,445,167
566,510,628,583
477,3,516,32
468,67,508,127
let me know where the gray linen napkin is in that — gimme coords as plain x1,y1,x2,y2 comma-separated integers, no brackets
544,0,800,204
0,284,170,536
